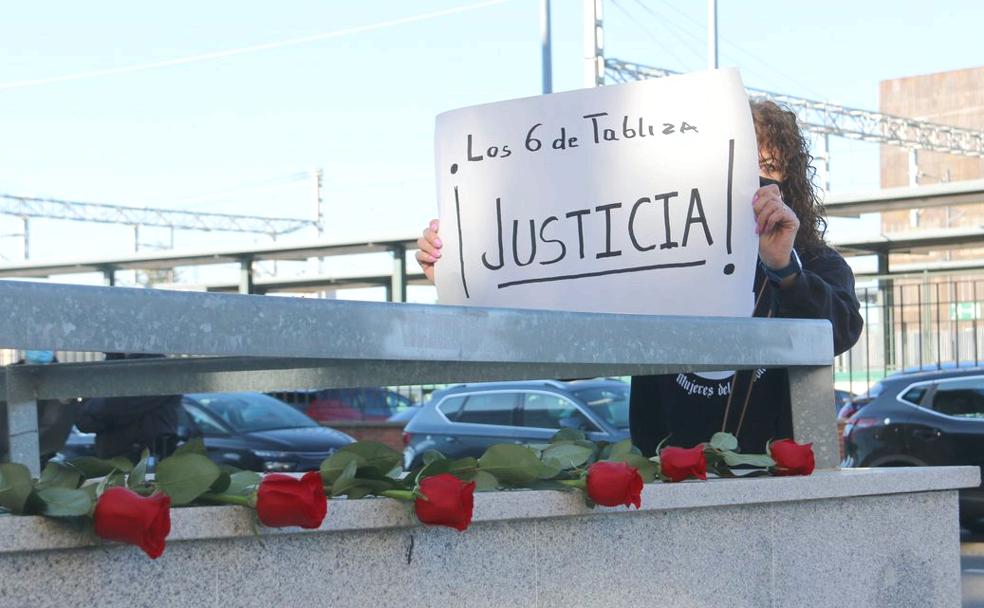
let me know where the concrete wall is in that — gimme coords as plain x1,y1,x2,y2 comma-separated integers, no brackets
0,467,977,608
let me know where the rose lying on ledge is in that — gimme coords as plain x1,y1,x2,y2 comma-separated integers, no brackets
0,431,814,558
658,445,708,482
413,473,476,531
585,461,644,508
768,439,816,476
93,487,171,559
255,472,327,529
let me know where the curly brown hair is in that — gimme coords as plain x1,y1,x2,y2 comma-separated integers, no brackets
750,99,827,255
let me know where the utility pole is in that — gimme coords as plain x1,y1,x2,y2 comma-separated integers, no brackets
313,168,324,237
583,0,604,87
541,0,552,94
707,0,718,69
313,167,325,275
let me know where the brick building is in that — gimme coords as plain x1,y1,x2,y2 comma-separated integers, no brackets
880,66,984,242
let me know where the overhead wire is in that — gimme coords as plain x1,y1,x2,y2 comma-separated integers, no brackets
610,0,700,72
0,0,516,91
630,0,710,63
644,0,829,100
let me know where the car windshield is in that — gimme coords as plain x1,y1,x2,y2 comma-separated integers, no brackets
190,393,318,433
572,385,630,429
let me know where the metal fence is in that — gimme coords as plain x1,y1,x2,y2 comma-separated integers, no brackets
837,275,984,395
5,274,981,408
0,280,839,475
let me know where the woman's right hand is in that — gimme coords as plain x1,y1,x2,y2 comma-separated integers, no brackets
415,219,443,283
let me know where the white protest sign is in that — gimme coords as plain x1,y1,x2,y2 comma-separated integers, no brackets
434,68,759,317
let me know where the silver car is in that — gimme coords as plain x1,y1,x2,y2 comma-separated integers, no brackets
402,378,631,469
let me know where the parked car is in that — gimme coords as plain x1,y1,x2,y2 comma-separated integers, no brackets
834,389,855,414
274,387,416,423
841,366,984,530
58,392,355,472
402,378,631,469
387,405,421,425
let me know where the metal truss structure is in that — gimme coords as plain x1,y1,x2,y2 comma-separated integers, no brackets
605,59,984,158
0,194,316,236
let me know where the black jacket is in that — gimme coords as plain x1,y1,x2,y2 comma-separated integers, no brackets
629,245,863,456
76,393,181,459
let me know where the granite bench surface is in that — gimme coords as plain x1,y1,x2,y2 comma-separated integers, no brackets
1,466,977,555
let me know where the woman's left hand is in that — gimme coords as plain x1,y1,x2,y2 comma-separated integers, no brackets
753,184,800,270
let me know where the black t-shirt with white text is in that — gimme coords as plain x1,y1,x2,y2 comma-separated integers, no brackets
629,246,863,456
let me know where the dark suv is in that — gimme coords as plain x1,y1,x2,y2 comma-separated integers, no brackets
842,366,984,529
402,378,631,469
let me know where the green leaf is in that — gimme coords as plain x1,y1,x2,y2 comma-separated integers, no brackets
337,441,403,477
710,432,739,452
609,439,636,458
527,479,578,491
95,469,127,497
550,428,586,443
709,459,736,478
0,463,33,514
225,471,262,496
79,482,99,501
472,470,499,492
210,471,231,493
174,437,207,457
738,469,772,478
345,486,374,500
127,449,150,490
331,477,397,498
542,443,594,470
416,457,478,483
330,459,358,493
36,487,93,518
320,451,362,484
37,461,82,491
606,453,659,483
478,444,542,486
537,462,562,480
67,456,133,478
155,453,221,505
722,452,776,468
421,450,446,466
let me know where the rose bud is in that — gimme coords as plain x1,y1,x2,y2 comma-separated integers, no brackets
93,487,171,559
256,471,327,529
769,439,815,476
415,473,476,532
660,445,707,482
586,461,643,508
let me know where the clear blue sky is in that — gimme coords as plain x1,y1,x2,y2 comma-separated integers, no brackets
1,0,982,287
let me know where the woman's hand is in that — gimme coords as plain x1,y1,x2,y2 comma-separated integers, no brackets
753,184,799,272
415,219,443,283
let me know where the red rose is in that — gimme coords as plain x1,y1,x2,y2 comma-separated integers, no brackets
769,439,815,476
93,487,171,559
415,473,476,532
660,445,707,482
586,461,643,508
256,471,327,529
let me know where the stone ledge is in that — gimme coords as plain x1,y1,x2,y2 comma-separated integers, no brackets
1,465,978,555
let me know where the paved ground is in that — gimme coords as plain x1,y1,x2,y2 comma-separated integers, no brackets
963,531,984,607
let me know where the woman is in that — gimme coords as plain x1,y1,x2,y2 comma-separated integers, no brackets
416,100,863,455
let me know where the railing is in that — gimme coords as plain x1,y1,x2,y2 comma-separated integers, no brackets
837,275,984,393
0,280,837,476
